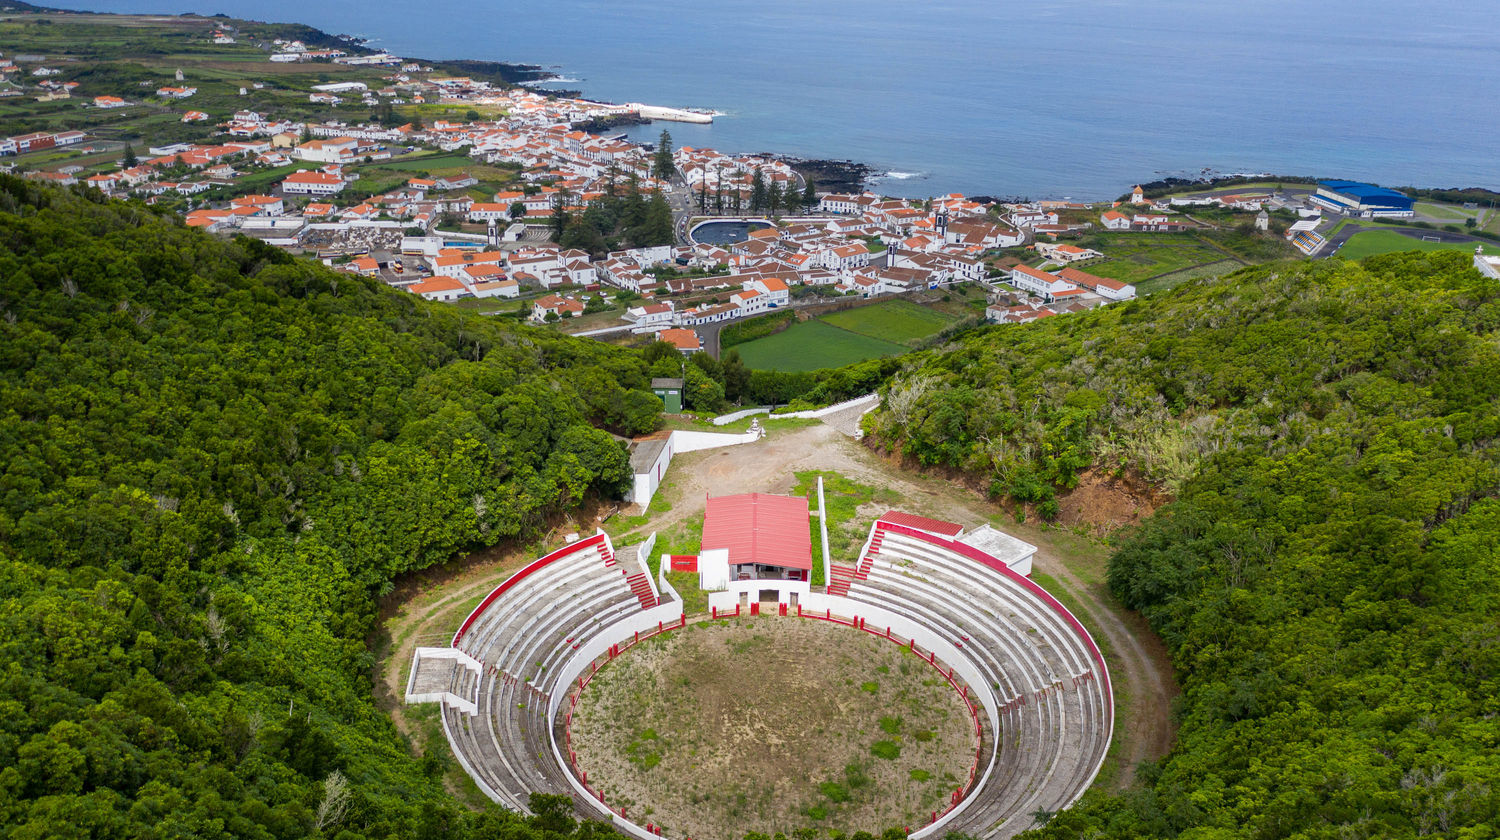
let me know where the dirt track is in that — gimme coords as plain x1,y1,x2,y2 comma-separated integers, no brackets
373,419,1176,796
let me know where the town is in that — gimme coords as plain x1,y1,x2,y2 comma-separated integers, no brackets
4,10,1496,366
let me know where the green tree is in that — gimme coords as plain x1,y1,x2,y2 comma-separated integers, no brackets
683,362,725,412
802,177,817,211
784,180,803,214
750,167,766,214
652,128,674,180
552,187,571,241
120,144,137,168
721,349,751,403
638,190,675,247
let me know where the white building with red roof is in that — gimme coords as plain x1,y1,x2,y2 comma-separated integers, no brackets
700,493,812,586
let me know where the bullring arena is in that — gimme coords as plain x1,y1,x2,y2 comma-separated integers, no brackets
406,469,1113,839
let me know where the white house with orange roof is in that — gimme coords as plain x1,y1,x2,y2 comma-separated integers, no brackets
1100,210,1131,230
624,301,676,328
296,137,360,164
466,202,512,223
742,275,790,306
431,250,505,279
1057,267,1135,301
561,250,598,285
821,241,871,272
281,170,346,195
531,294,586,322
1036,242,1103,263
472,278,520,299
1007,264,1078,302
230,194,285,216
408,277,467,302
658,328,702,355
348,257,381,276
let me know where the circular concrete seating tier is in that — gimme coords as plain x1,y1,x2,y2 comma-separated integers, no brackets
436,524,1111,840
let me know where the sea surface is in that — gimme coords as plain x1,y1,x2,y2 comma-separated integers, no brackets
50,0,1500,198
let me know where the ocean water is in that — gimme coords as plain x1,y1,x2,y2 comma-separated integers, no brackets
49,0,1500,198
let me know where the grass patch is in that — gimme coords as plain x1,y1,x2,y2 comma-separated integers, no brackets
870,740,901,760
665,572,708,617
818,300,956,346
734,319,907,372
819,782,850,803
878,716,902,735
793,470,902,567
909,769,932,781
860,681,879,694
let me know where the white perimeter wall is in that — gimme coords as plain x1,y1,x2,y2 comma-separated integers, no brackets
548,596,685,839
630,429,759,509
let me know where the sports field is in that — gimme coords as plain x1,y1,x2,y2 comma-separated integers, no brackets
734,320,907,372
819,300,957,345
1338,230,1496,261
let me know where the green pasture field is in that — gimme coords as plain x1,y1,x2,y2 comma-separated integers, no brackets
1085,238,1227,283
734,319,907,372
373,154,479,172
818,299,956,345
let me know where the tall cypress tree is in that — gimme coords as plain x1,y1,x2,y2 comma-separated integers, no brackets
653,129,674,180
750,168,766,214
802,178,817,211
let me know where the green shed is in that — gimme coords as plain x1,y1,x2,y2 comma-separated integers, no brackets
651,377,685,413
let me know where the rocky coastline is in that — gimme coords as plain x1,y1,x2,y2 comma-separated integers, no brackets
776,157,873,194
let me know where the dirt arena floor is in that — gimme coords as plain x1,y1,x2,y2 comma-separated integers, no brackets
570,617,977,839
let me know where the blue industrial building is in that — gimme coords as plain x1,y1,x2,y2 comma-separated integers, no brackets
1312,180,1415,218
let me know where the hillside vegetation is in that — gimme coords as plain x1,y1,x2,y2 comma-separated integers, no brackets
867,253,1500,837
0,178,659,838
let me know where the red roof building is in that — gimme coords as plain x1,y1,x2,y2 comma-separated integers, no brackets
879,510,964,538
702,493,811,580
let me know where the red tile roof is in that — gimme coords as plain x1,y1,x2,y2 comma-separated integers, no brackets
703,493,811,571
879,510,964,538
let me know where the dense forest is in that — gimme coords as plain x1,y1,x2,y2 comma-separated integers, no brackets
0,177,662,838
866,252,1500,837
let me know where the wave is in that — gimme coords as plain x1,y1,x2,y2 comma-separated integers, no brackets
521,76,584,86
872,170,925,181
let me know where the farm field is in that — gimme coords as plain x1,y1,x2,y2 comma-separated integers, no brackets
571,617,975,840
1132,259,1244,296
818,299,956,345
1337,230,1496,261
1078,234,1228,284
735,319,908,372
